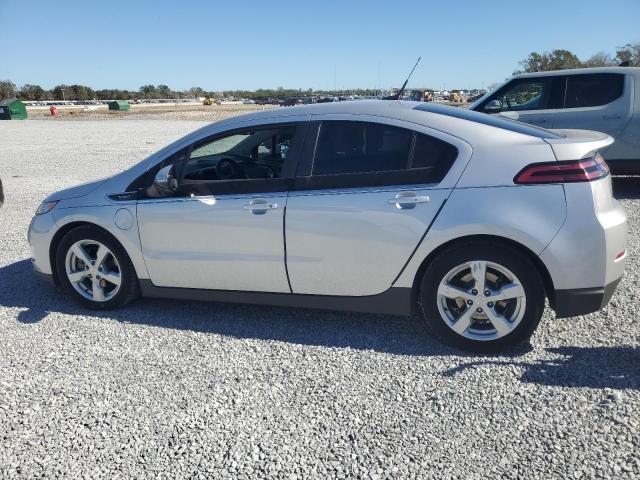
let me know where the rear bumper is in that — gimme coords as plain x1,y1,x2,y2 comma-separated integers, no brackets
553,277,621,318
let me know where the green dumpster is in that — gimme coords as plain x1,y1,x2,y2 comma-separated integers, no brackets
0,98,27,120
107,100,130,111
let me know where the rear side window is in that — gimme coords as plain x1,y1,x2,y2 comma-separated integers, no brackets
313,121,412,175
306,121,457,188
412,134,458,180
564,73,624,108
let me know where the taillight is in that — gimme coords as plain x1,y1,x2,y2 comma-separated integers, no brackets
514,153,610,184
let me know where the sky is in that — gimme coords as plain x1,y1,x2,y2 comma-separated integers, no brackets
1,0,639,92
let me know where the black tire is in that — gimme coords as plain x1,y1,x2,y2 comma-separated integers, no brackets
419,240,545,353
56,225,140,310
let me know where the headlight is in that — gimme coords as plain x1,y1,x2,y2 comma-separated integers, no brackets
35,200,59,215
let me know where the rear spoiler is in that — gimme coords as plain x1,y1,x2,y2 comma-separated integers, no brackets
544,129,614,161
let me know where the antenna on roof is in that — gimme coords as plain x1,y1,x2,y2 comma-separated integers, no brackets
384,57,421,100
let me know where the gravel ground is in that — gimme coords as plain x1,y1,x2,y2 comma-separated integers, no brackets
0,121,638,479
26,104,276,122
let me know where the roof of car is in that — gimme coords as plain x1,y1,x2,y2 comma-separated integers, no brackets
213,100,563,140
513,66,640,78
219,99,420,123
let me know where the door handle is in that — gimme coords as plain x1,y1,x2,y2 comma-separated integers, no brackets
388,193,430,209
243,199,278,214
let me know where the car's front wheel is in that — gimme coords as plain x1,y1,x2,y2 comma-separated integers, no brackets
56,226,139,309
419,241,545,352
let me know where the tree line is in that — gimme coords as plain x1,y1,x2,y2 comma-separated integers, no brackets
516,42,639,73
0,81,384,101
1,42,638,101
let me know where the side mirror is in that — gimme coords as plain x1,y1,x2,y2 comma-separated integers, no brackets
484,99,502,114
154,165,178,193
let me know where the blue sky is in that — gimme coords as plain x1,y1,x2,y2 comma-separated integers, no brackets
1,0,638,91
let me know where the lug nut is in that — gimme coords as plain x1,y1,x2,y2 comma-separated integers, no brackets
476,307,483,313
488,302,494,308
471,289,478,295
466,300,473,306
484,290,491,296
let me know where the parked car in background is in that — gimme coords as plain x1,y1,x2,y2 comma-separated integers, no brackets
283,97,302,107
28,101,626,352
470,67,640,174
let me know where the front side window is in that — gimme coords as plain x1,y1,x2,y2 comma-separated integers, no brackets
183,127,296,182
138,124,301,198
564,73,624,108
481,77,564,112
494,79,550,111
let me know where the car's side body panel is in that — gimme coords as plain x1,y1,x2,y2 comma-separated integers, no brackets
51,204,149,281
286,186,450,296
392,185,568,288
454,134,557,188
284,112,474,296
606,114,640,173
26,100,627,323
540,177,626,291
137,193,291,292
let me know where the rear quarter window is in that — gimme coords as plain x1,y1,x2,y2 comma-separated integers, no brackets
412,133,458,183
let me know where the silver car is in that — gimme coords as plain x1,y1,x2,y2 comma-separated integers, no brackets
28,101,627,351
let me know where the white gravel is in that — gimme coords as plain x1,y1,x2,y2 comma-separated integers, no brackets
0,120,638,479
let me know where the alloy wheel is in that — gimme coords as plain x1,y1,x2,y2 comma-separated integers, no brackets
64,240,122,302
436,260,526,341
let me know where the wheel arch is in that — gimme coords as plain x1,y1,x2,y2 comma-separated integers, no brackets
49,222,130,285
409,234,556,310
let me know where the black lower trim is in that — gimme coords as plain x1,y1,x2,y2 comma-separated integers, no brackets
139,280,414,316
608,160,640,175
553,278,621,318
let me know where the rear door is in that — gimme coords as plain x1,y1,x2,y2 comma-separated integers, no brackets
284,116,471,296
550,73,632,150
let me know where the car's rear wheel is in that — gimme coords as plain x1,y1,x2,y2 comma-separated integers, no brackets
56,226,139,309
419,241,545,352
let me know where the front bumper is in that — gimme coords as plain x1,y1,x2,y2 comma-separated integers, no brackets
553,277,621,318
28,212,57,276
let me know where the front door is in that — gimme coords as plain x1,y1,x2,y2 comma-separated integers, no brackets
137,122,306,292
285,118,469,297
